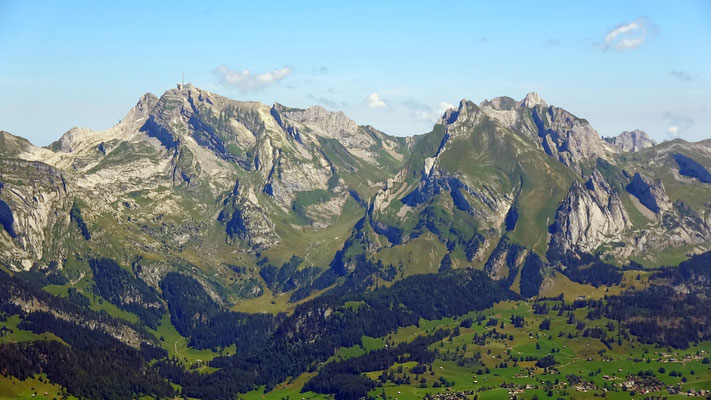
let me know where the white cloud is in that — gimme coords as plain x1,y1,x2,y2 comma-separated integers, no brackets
438,102,455,115
403,99,455,122
663,112,694,138
402,99,429,119
365,92,388,109
603,18,652,51
213,65,293,92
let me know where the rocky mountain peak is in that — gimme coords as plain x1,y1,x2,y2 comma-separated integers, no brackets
140,84,266,154
440,99,479,126
604,129,656,152
154,84,247,118
585,169,613,204
48,92,160,155
52,127,97,153
121,92,159,124
520,92,547,108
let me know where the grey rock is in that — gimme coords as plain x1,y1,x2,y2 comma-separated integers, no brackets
549,170,631,255
220,182,280,249
475,92,611,174
0,159,72,269
605,130,656,152
3,84,711,288
532,106,609,174
626,172,672,213
480,96,518,110
271,103,371,149
519,92,548,108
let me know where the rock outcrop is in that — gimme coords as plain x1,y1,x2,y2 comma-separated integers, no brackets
605,129,656,152
271,103,374,153
220,183,280,249
519,92,547,108
0,159,72,269
532,106,609,174
549,170,630,255
626,172,671,213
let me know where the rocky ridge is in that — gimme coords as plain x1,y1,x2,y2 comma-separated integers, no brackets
605,129,657,152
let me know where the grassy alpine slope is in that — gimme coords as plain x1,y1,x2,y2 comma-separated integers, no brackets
3,252,711,399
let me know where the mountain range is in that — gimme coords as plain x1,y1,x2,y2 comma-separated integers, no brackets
2,84,710,299
2,84,711,399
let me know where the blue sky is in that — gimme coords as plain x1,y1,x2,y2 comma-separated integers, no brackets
1,1,709,145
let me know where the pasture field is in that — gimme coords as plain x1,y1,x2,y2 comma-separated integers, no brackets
237,299,711,400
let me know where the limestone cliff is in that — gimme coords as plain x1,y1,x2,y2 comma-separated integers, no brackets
605,130,656,152
549,170,630,256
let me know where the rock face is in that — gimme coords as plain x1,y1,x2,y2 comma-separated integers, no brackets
531,106,609,174
0,159,72,269
605,130,656,152
519,92,547,108
549,171,630,255
484,237,526,282
219,182,280,249
271,104,373,154
626,172,671,213
367,92,711,271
